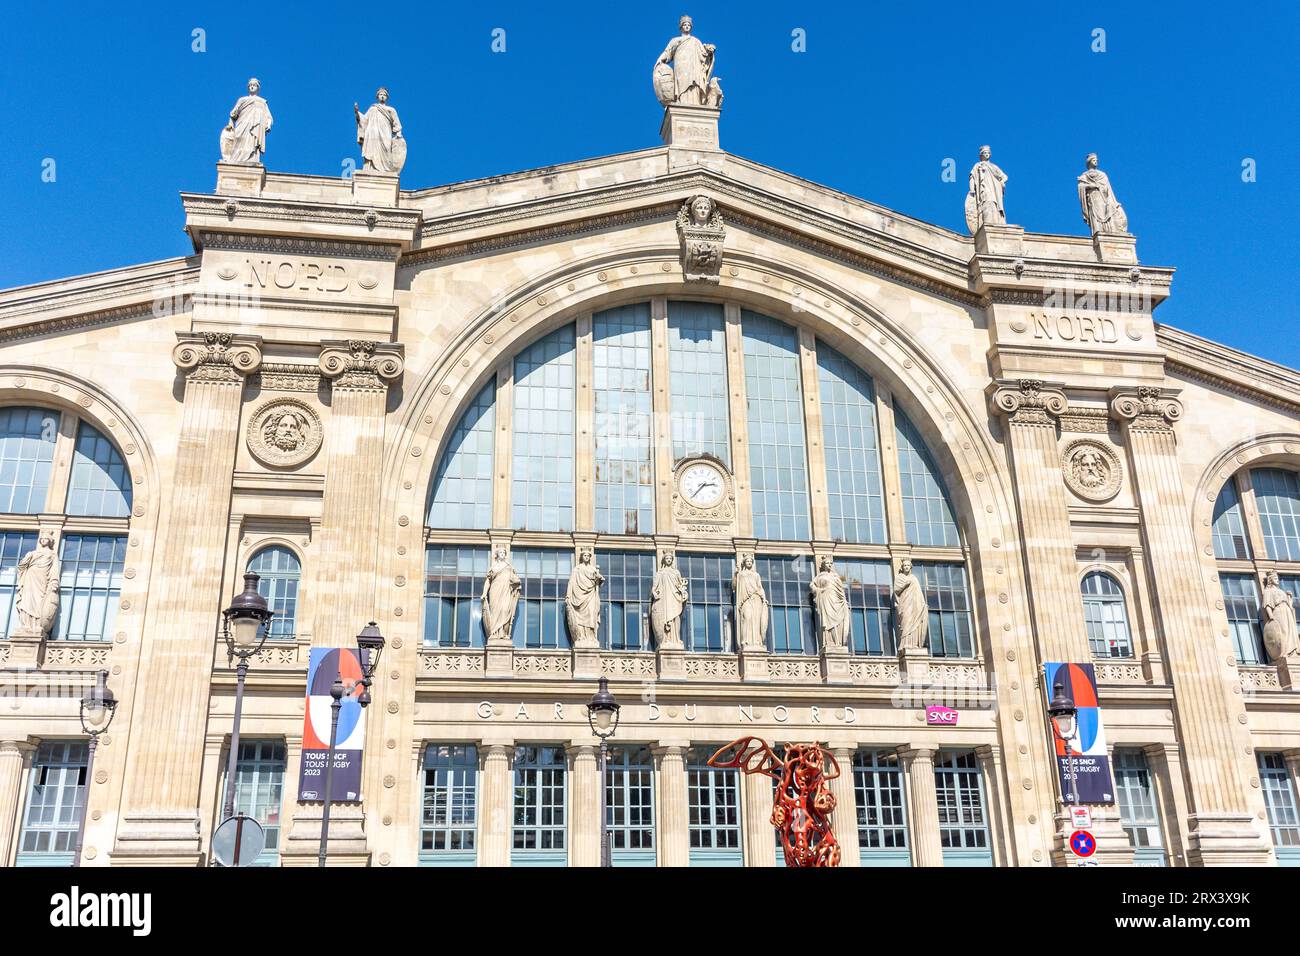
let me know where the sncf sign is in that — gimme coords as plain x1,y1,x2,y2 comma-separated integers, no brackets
925,705,960,726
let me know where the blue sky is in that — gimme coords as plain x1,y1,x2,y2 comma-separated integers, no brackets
2,1,1296,366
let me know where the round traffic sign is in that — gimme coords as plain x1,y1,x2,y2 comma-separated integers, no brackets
1068,829,1096,858
212,813,266,867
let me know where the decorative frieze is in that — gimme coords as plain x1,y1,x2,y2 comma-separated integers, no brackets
420,650,485,675
683,654,740,680
1094,660,1146,685
38,642,112,669
512,651,572,677
255,362,321,393
601,653,657,679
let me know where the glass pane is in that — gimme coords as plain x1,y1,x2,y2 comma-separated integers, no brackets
427,382,495,530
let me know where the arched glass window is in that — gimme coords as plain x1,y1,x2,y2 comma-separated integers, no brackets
1252,468,1300,562
247,546,301,640
1211,479,1251,560
422,301,975,663
742,313,810,541
427,383,495,530
1081,571,1133,658
1213,466,1300,665
511,325,576,532
895,409,960,547
817,344,886,544
0,406,132,643
0,406,58,514
67,420,132,518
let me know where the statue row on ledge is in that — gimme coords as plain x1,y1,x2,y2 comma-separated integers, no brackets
477,547,933,656
965,146,1130,238
220,79,405,174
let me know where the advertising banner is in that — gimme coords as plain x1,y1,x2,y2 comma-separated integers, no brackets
1043,661,1115,805
297,647,368,802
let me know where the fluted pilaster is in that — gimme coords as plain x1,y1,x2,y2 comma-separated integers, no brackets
114,332,261,863
829,747,861,866
654,744,689,866
899,746,944,867
1110,386,1270,865
568,743,600,867
0,740,36,866
479,744,513,867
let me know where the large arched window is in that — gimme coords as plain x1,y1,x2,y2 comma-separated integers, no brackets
0,406,131,642
1081,571,1133,658
1212,465,1300,665
424,301,973,658
247,546,301,640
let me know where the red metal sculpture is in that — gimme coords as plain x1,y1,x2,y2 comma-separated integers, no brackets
707,736,842,867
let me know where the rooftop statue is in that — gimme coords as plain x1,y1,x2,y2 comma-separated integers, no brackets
355,88,406,174
964,145,1007,233
654,15,723,108
220,78,273,164
1077,152,1129,236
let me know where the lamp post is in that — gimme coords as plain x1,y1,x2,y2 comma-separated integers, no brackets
220,572,274,828
585,676,621,868
73,669,117,868
318,621,385,867
1047,680,1079,807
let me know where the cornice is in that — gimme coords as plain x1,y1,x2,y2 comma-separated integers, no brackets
183,193,421,230
197,231,401,262
407,168,980,306
1158,324,1300,415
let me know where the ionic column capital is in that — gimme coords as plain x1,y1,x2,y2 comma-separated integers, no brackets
172,331,262,382
318,339,404,392
989,378,1067,426
1109,385,1183,433
0,740,37,758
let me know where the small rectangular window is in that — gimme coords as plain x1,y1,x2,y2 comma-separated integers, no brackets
17,740,87,866
755,555,816,655
606,745,655,865
853,750,909,857
1220,573,1266,664
678,552,734,653
1259,752,1300,849
687,746,742,865
512,745,567,865
1114,748,1166,865
222,739,286,866
511,549,572,650
915,562,975,658
422,744,478,865
599,551,655,651
934,750,992,864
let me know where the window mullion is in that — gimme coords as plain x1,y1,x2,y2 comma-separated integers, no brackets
491,363,513,529
45,412,78,516
797,328,830,542
1236,470,1269,564
575,314,595,532
650,298,674,527
873,387,908,548
722,303,752,536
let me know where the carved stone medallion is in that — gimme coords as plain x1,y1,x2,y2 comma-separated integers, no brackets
247,398,322,468
1061,438,1122,502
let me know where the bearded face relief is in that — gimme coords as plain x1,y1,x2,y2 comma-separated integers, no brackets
1062,439,1122,502
248,398,322,467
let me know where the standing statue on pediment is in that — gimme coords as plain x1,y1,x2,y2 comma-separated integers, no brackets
481,547,521,645
1262,570,1299,662
220,78,273,164
14,534,60,639
964,145,1007,233
654,15,719,108
355,88,406,174
1077,153,1129,236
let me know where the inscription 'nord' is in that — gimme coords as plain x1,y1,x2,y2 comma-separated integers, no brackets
244,258,350,293
1030,313,1119,344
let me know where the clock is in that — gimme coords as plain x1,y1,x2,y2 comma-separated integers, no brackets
679,460,726,507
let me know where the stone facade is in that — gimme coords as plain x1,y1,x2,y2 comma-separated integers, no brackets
0,85,1298,869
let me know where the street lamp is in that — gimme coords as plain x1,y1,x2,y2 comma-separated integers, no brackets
586,676,621,868
1047,680,1079,806
219,572,274,830
73,669,117,868
319,621,385,867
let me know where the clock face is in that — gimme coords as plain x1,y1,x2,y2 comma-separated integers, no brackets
680,462,725,507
